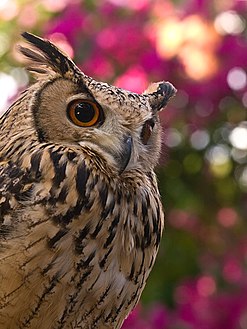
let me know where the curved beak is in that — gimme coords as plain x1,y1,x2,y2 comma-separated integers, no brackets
118,136,132,174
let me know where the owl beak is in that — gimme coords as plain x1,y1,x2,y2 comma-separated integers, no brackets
118,135,132,173
144,81,177,112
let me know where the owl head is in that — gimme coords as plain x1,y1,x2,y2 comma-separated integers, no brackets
11,32,176,174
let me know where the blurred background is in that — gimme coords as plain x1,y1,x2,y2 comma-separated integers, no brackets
1,0,247,328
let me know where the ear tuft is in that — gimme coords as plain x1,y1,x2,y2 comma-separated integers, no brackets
19,32,78,78
144,81,177,112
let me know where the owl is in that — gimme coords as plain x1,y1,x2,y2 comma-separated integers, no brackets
0,32,176,329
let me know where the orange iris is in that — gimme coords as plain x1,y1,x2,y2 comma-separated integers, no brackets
67,99,101,127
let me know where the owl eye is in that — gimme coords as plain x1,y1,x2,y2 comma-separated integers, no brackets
67,100,101,127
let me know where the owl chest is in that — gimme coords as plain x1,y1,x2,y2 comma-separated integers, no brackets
58,182,160,324
0,172,162,328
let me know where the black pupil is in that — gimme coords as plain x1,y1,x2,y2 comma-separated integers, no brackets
75,102,95,123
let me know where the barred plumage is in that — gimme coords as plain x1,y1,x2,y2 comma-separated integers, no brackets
0,32,176,329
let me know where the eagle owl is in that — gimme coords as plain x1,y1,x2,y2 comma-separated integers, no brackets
0,32,176,329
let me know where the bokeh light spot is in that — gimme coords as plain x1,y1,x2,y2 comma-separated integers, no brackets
217,207,238,227
213,125,231,144
0,0,18,20
0,0,9,9
97,29,116,49
156,18,183,59
42,0,71,12
11,68,29,88
190,130,210,150
18,4,38,28
206,144,230,165
169,209,191,229
0,72,18,115
231,148,247,163
214,11,246,35
211,161,232,177
181,47,219,81
48,33,74,58
165,128,183,148
0,32,10,56
237,166,247,190
197,276,216,297
108,0,150,10
115,67,148,93
223,259,242,283
206,145,232,177
227,67,247,91
229,124,247,150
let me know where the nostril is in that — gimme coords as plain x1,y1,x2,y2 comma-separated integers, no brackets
141,119,155,145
